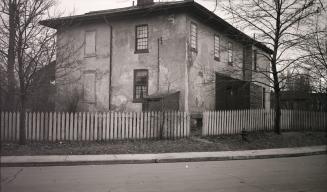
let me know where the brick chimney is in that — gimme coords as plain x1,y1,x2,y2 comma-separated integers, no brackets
137,0,154,6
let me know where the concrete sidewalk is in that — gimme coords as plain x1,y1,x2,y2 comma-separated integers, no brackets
1,145,326,167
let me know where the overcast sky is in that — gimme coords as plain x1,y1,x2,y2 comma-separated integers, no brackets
56,0,218,16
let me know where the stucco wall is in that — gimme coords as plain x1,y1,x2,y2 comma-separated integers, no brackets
55,11,271,112
185,15,271,112
252,46,271,109
56,13,187,112
56,22,111,111
110,13,187,111
185,15,245,112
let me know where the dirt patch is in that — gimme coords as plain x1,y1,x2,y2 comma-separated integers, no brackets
1,131,326,156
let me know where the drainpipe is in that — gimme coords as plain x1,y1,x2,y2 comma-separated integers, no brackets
104,16,113,110
157,37,162,92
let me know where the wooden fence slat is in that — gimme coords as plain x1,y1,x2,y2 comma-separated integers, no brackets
69,113,73,140
49,112,53,141
113,112,117,139
81,112,86,141
123,112,126,139
132,112,136,139
53,112,57,141
183,112,187,137
31,112,36,141
17,112,20,141
8,112,13,141
4,112,8,141
60,112,65,141
39,112,43,141
73,113,77,141
64,113,69,141
102,113,106,141
178,112,182,138
94,112,98,141
135,112,139,139
12,112,16,141
110,112,114,140
106,112,110,140
44,112,49,141
0,112,4,141
34,112,39,141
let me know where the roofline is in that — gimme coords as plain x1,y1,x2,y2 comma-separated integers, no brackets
40,1,273,54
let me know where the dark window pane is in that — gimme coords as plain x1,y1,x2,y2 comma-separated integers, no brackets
134,70,148,101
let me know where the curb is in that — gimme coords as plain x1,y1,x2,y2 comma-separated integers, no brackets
1,146,326,167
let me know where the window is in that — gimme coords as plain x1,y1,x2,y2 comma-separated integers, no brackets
228,42,233,64
253,50,257,71
214,35,220,61
85,31,96,57
135,25,148,53
190,22,197,51
83,71,96,103
134,69,148,102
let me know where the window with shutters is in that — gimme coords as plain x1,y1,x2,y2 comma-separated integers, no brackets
83,71,96,103
85,31,96,57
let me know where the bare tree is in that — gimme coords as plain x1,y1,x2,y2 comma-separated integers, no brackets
298,9,327,93
214,0,323,134
0,0,56,144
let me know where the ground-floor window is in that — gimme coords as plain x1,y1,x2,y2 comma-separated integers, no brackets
133,69,148,102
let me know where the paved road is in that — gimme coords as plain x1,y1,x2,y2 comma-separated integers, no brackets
1,155,327,192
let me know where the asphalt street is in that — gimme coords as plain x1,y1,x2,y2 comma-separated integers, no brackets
1,155,327,192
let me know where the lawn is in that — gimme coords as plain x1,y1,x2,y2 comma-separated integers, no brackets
1,131,326,156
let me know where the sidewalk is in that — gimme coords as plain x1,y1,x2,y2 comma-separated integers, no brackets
1,145,326,167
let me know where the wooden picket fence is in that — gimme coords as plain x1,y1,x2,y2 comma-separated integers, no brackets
0,111,190,142
203,109,327,136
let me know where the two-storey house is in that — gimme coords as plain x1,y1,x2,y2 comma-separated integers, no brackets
40,0,273,112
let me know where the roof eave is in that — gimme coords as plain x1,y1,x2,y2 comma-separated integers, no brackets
39,1,273,54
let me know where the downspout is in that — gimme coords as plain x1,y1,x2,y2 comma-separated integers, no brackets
109,26,113,110
104,16,113,110
157,37,162,92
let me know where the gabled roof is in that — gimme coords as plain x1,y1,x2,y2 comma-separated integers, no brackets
40,0,273,54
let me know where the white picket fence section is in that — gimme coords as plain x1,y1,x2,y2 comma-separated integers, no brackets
0,111,190,142
203,109,327,136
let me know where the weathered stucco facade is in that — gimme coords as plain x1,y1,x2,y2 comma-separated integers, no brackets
42,1,272,112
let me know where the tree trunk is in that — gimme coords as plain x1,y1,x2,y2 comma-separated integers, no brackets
6,0,17,111
159,112,165,139
19,93,26,145
274,89,281,134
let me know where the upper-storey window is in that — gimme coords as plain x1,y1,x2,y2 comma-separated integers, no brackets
135,24,148,53
85,31,96,57
228,42,233,65
214,35,220,61
253,50,258,71
190,22,197,51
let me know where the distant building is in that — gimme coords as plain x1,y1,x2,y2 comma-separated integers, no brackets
40,0,272,112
